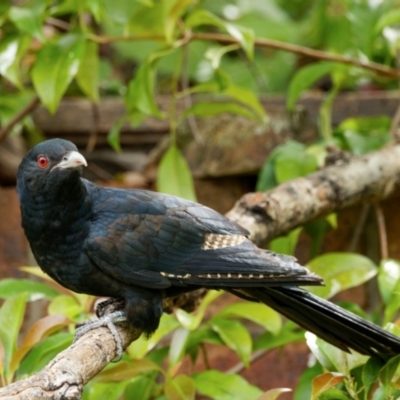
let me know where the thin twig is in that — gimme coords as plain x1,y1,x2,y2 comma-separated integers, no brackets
45,17,71,32
87,32,400,79
0,96,40,144
374,203,388,260
200,343,211,371
348,203,371,252
226,349,270,375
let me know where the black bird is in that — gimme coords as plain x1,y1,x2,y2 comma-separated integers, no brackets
17,139,400,361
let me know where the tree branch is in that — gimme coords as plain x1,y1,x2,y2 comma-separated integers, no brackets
3,145,400,398
88,32,400,79
226,144,400,246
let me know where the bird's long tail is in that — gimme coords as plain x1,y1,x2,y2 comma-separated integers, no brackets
237,286,400,360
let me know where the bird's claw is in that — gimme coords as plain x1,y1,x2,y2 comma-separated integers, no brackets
74,310,127,362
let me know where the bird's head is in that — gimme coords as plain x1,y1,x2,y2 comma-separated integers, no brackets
17,139,87,198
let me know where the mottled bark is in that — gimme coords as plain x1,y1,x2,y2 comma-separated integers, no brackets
227,144,400,246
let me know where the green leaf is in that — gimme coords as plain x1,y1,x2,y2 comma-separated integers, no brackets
94,359,161,382
294,363,323,400
76,41,99,103
269,228,302,257
307,253,377,299
0,294,26,381
107,117,126,152
48,295,83,319
378,259,400,305
254,321,305,351
83,381,129,400
124,376,155,400
306,333,368,374
362,357,385,400
287,63,337,111
205,44,241,70
194,370,262,400
256,388,291,400
375,9,400,33
157,144,197,201
0,34,30,88
9,5,45,41
165,0,192,44
17,333,73,377
169,328,190,367
210,318,252,367
216,302,281,335
186,10,254,59
0,279,59,301
165,374,195,400
32,34,85,113
182,101,258,121
379,354,400,388
175,290,221,331
125,62,163,118
128,314,179,359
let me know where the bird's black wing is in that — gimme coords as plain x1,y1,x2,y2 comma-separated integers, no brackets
85,181,321,289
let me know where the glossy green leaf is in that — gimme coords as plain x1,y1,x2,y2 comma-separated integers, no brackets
17,332,73,378
306,333,368,374
76,41,99,103
375,9,400,33
48,295,83,319
125,62,163,118
205,44,241,70
0,278,59,301
165,0,192,44
169,328,190,367
379,259,400,304
256,388,291,400
254,321,305,351
210,318,252,367
293,363,323,400
182,101,257,121
128,314,179,359
157,144,197,201
165,374,195,400
307,253,377,299
124,376,155,400
175,290,221,330
314,387,351,400
269,228,302,257
193,370,262,400
0,34,30,88
216,302,281,335
107,117,126,152
362,357,385,400
94,359,161,382
32,34,85,113
287,63,336,111
83,381,129,400
9,5,45,41
379,354,400,388
186,10,254,59
0,294,26,380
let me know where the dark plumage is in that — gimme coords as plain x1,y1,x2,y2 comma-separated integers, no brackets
17,139,400,360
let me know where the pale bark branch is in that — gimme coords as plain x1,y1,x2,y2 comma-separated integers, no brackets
3,145,400,398
226,144,400,246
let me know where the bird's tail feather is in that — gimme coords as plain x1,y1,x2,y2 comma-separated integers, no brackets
239,286,400,360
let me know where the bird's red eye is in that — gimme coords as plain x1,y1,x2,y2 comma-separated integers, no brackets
37,155,49,168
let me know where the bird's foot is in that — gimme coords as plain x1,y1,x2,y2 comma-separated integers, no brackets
75,310,127,362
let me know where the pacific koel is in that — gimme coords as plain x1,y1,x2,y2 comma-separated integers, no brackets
16,138,400,360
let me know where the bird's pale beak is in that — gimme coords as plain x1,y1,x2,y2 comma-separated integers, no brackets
53,151,87,171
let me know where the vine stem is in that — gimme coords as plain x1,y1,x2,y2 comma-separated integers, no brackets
88,32,400,79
